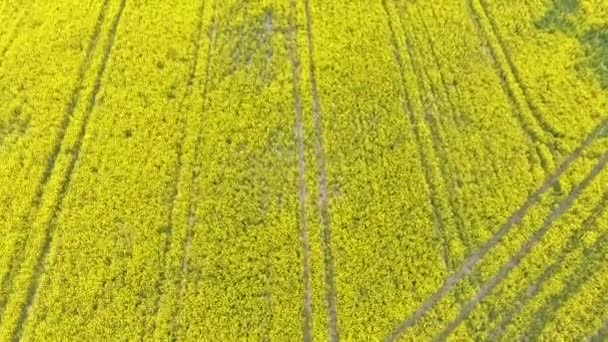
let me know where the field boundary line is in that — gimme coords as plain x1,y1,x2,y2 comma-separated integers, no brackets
381,0,450,270
464,0,554,172
9,1,127,339
489,192,608,340
434,150,608,341
0,0,110,321
384,117,608,341
287,0,313,340
521,224,608,339
303,0,339,339
147,1,207,338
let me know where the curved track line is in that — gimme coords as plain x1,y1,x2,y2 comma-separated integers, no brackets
287,0,313,339
435,150,608,340
384,117,608,341
303,0,339,340
381,0,450,270
0,0,110,321
477,0,561,140
489,192,608,340
397,7,471,264
464,0,553,172
10,0,127,339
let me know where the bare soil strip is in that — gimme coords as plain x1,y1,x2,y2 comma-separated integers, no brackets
489,192,608,340
435,150,608,341
11,0,127,339
384,117,608,341
303,0,339,339
0,0,110,321
287,0,313,340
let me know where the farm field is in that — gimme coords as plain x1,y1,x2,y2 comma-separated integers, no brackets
1,0,608,340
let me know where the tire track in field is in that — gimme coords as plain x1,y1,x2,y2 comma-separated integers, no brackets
396,4,471,267
434,149,608,341
10,1,127,338
0,0,110,321
477,0,561,141
399,4,483,335
411,4,463,128
169,2,218,337
489,192,608,340
0,5,27,69
521,225,608,340
147,1,206,336
381,0,450,271
0,3,30,68
303,0,339,339
464,0,554,172
384,117,608,341
287,0,313,339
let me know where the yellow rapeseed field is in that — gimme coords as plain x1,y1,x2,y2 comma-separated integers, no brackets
1,0,608,340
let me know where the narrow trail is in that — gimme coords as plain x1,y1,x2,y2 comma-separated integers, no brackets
0,4,29,70
381,0,450,270
434,149,608,341
303,0,339,339
384,117,608,341
522,231,608,340
287,0,313,339
147,0,206,337
413,4,463,127
402,2,486,335
489,192,608,340
464,0,554,172
0,0,110,321
169,1,218,337
477,0,561,140
11,0,127,339
399,9,471,265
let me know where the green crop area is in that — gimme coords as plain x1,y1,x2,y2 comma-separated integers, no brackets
2,0,608,340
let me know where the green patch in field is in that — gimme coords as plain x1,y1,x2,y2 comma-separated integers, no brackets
535,0,578,34
581,29,608,88
537,0,608,88
0,104,29,146
211,5,276,89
